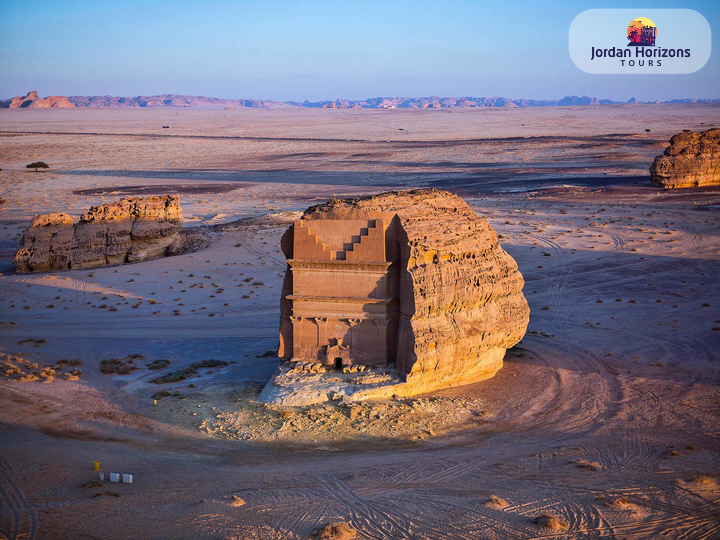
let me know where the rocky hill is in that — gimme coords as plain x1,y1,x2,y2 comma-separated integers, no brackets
0,91,75,109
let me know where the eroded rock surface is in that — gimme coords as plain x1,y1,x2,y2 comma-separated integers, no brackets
650,128,720,188
14,195,184,272
263,189,529,403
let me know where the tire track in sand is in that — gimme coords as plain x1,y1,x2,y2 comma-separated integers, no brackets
0,461,38,540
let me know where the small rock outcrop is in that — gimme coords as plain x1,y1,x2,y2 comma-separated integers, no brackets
14,195,184,272
0,91,75,109
650,128,720,188
262,189,529,404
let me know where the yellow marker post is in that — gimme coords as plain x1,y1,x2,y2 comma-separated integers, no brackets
93,461,100,471
154,399,157,406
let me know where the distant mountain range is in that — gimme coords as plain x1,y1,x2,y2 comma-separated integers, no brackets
3,91,719,110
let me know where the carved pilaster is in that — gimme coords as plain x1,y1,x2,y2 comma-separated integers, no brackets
314,317,328,348
374,318,389,365
347,318,361,361
289,316,303,359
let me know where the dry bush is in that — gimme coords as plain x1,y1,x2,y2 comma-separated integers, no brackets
17,338,46,346
151,368,194,384
100,358,138,374
146,359,171,370
571,459,601,471
151,359,228,384
484,495,508,508
83,480,104,489
230,494,246,507
57,358,83,366
63,369,82,381
92,491,121,498
313,522,357,540
532,513,569,531
691,475,716,485
604,497,638,511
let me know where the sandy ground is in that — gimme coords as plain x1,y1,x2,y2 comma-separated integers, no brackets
0,106,719,540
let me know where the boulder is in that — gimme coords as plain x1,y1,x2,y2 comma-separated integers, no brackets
14,195,183,272
650,128,720,188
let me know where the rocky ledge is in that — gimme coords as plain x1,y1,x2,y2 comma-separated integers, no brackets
650,128,720,188
14,195,187,272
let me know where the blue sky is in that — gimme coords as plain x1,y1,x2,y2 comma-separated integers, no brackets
0,0,717,101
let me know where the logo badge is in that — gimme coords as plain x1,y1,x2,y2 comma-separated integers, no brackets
627,17,656,47
569,9,710,74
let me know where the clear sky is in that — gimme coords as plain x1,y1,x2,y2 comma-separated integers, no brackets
0,0,717,102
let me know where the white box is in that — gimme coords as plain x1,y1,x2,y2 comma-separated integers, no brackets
98,472,104,481
110,472,120,482
122,474,133,484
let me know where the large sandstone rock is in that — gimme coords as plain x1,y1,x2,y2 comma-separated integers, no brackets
650,128,720,188
0,90,75,109
14,195,184,272
266,189,529,402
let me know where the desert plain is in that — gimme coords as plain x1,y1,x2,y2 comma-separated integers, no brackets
0,104,719,539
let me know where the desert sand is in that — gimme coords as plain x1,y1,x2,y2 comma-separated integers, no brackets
0,105,719,539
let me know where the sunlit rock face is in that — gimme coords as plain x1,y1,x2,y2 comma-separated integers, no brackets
14,195,184,272
650,128,720,188
275,189,529,397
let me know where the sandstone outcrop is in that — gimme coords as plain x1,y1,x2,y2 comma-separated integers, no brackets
14,195,184,272
650,128,720,188
262,189,529,403
0,91,75,109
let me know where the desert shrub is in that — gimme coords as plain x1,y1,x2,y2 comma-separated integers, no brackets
100,358,138,375
26,161,49,171
190,359,228,369
83,480,104,489
150,359,228,384
691,474,716,485
312,522,356,540
572,459,601,471
484,495,508,508
604,497,637,510
17,338,46,346
146,359,171,370
92,491,121,498
532,513,569,531
151,368,194,384
63,369,81,380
